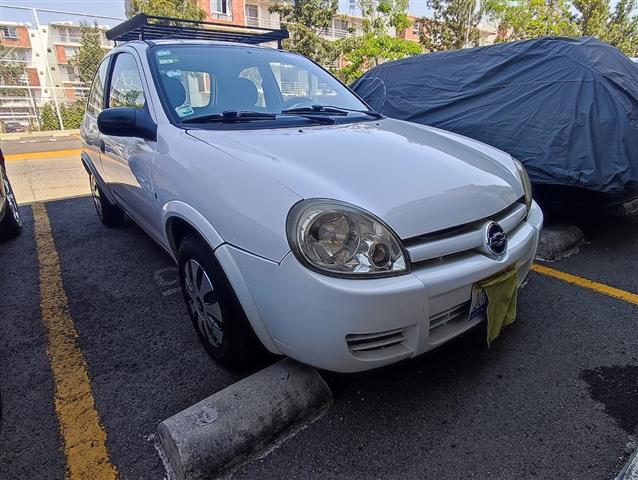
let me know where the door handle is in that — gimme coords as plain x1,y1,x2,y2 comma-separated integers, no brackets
99,139,105,153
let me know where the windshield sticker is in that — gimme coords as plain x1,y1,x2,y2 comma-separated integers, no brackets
156,50,171,56
166,69,182,78
175,105,194,117
158,58,176,64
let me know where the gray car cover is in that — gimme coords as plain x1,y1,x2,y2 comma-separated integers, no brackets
351,37,638,194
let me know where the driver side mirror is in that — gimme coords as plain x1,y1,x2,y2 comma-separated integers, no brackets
97,107,157,142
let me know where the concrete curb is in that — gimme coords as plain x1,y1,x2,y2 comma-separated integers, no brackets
535,223,585,262
617,444,638,480
0,129,80,141
157,359,333,480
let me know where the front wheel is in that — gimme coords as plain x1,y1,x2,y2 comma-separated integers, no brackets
0,168,22,240
177,233,263,370
90,173,124,228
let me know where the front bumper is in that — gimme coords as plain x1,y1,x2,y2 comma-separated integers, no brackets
227,201,543,372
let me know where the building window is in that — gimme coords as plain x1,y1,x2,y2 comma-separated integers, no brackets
211,0,231,19
333,18,349,31
64,47,77,59
1,27,19,39
245,4,259,26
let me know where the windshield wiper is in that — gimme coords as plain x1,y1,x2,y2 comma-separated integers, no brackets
182,111,277,124
281,105,349,116
281,105,383,119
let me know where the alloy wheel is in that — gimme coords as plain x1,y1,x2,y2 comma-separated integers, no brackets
183,258,224,347
3,173,21,227
90,174,102,218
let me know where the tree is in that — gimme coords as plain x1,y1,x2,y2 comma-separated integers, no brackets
337,34,422,83
356,0,412,34
483,0,579,42
127,0,206,20
40,102,61,131
72,22,109,89
604,0,638,56
573,0,610,37
337,0,421,83
269,0,340,65
420,0,481,51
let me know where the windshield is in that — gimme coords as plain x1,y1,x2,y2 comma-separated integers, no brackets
150,44,371,126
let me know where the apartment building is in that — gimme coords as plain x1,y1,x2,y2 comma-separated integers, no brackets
0,19,112,129
47,22,111,99
0,22,42,128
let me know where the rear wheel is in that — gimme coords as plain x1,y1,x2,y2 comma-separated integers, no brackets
90,173,124,228
0,168,22,240
177,233,262,370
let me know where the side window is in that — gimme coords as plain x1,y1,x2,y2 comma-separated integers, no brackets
108,53,146,109
86,58,109,116
239,66,266,107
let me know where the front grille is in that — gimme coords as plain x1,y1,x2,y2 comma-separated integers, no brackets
346,327,411,360
346,328,405,352
429,301,471,330
405,201,527,264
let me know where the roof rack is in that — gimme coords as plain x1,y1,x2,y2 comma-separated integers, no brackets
106,13,289,47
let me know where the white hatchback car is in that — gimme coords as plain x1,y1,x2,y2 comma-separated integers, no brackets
81,20,542,372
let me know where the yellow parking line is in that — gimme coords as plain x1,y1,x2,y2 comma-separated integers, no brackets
531,263,638,306
4,148,82,161
33,203,118,480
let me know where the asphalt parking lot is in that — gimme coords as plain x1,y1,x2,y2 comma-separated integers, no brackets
1,157,637,479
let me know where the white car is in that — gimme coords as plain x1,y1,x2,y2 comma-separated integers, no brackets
81,20,542,372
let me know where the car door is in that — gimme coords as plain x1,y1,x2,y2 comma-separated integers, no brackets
101,51,162,239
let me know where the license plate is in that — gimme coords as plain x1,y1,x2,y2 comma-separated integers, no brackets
469,285,488,320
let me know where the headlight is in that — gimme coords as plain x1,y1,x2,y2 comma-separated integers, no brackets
286,199,409,278
513,158,533,213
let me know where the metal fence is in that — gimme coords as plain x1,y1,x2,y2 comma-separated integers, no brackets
0,5,124,132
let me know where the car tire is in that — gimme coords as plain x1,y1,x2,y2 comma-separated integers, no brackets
177,233,263,370
90,173,124,228
0,168,22,240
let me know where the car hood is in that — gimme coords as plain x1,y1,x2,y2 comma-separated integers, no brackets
187,118,523,239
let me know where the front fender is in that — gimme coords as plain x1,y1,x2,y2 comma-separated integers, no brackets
162,200,225,256
162,200,279,353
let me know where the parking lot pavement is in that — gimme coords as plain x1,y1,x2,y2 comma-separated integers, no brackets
1,197,637,479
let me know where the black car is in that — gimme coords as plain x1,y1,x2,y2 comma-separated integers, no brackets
0,148,22,240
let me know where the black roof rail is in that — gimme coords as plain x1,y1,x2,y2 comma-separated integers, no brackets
106,13,289,47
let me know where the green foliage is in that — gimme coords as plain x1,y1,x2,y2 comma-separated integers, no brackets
357,0,412,34
337,33,422,83
269,0,340,65
60,101,86,129
604,0,638,56
573,0,609,37
483,0,579,42
421,0,481,51
337,0,419,83
484,0,638,57
73,22,109,88
127,0,206,20
40,102,61,131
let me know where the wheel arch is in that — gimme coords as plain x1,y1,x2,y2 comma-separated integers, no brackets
162,200,279,354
